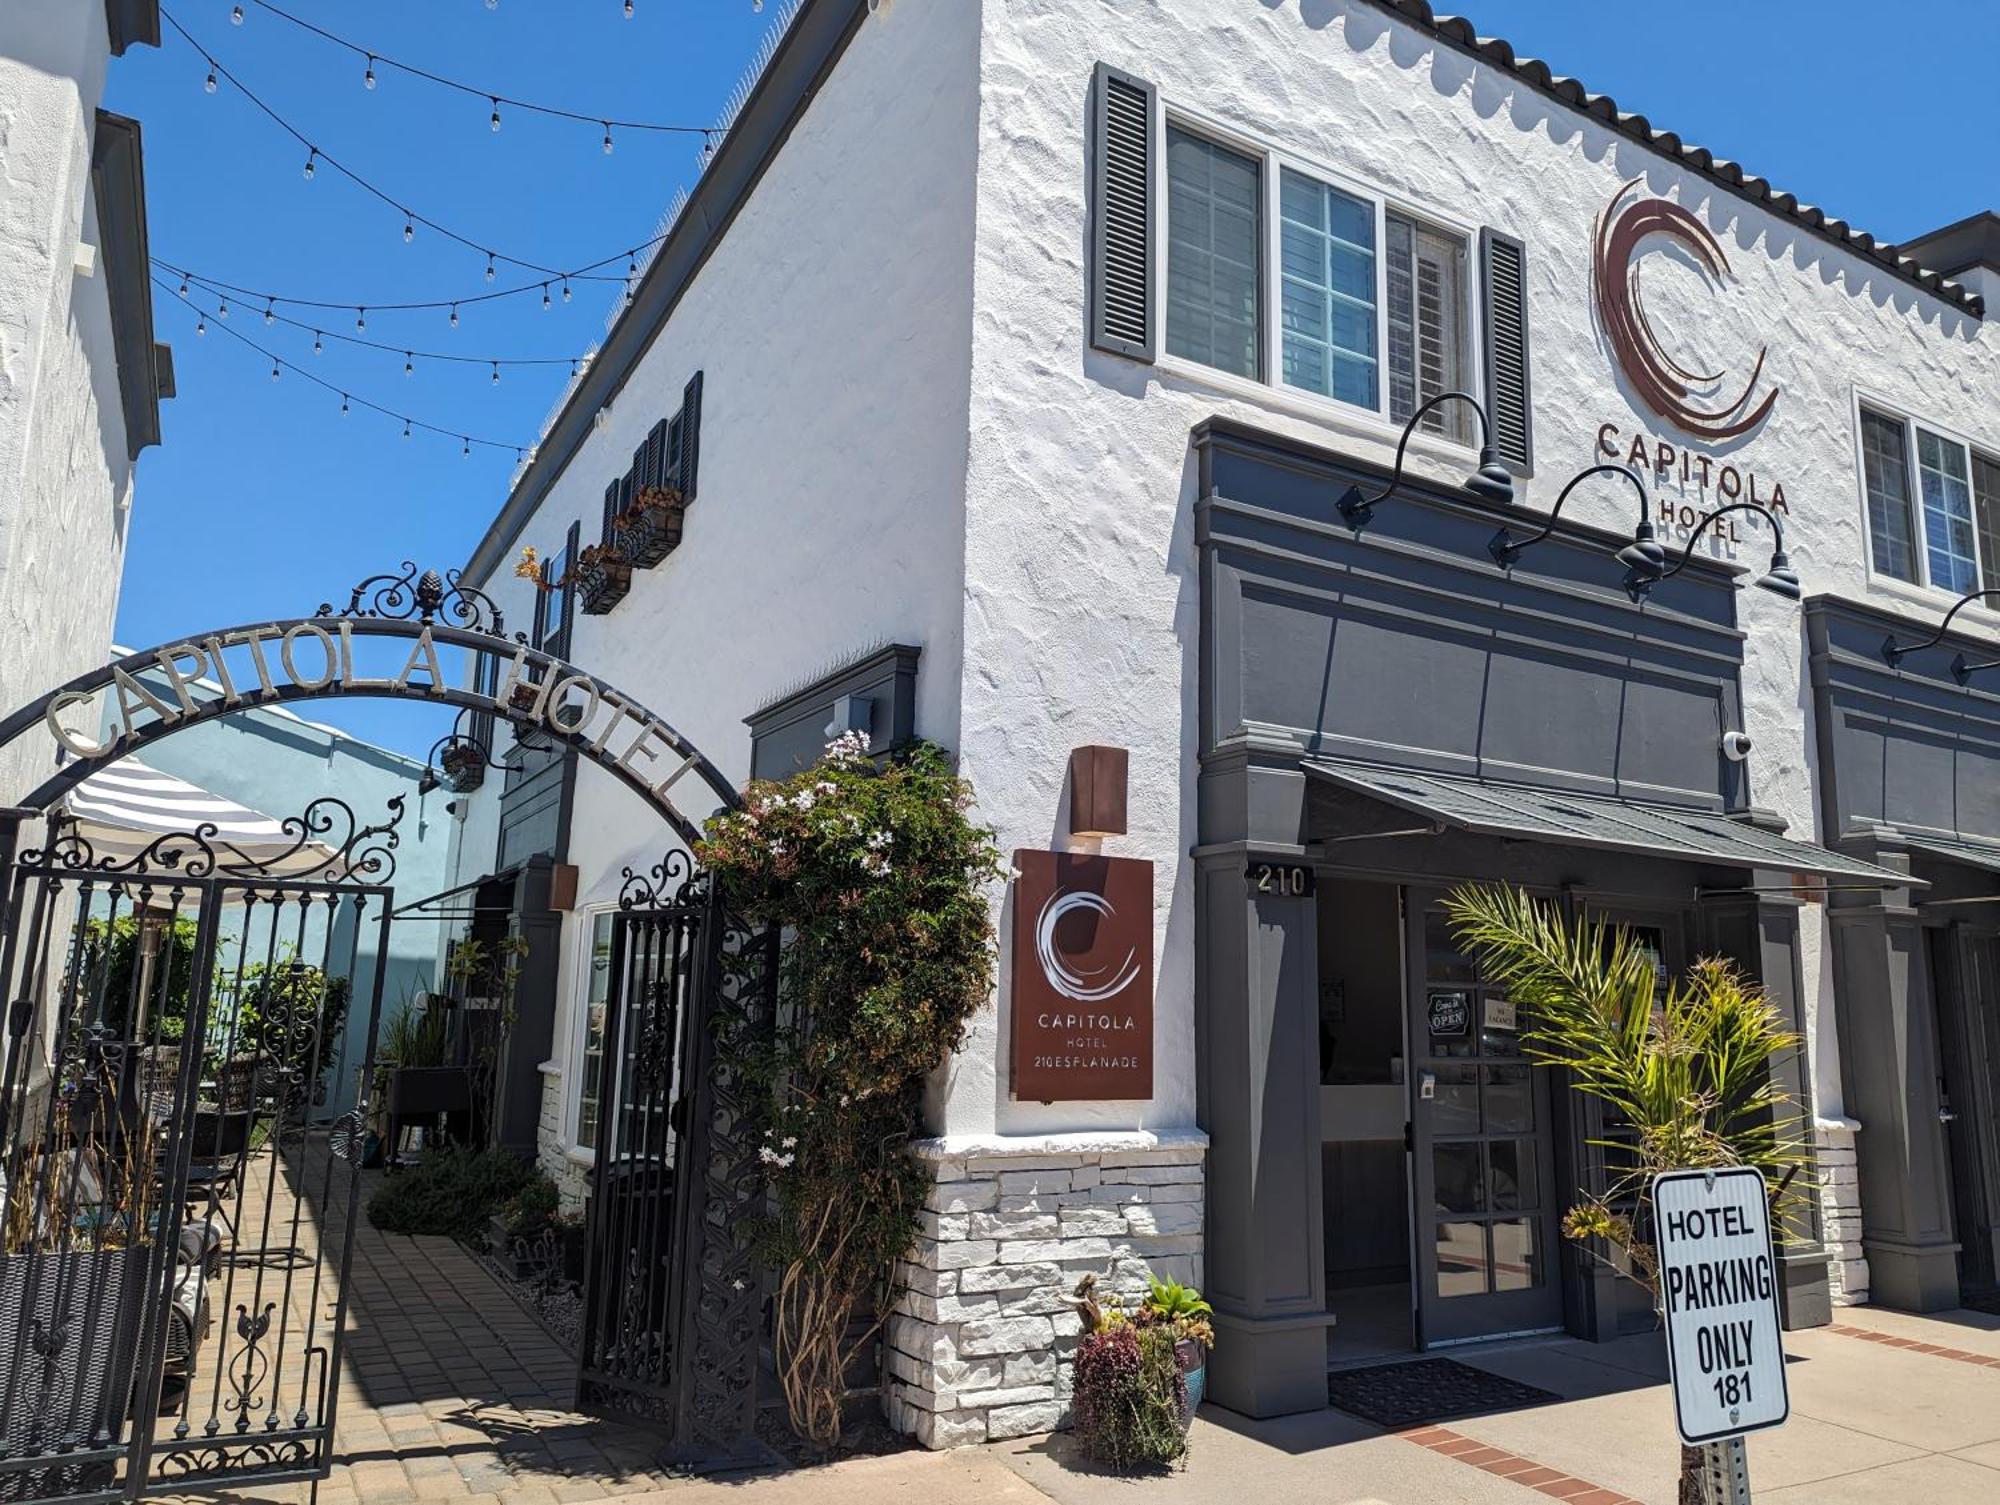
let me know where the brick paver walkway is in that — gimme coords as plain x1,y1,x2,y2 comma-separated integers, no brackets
156,1147,688,1505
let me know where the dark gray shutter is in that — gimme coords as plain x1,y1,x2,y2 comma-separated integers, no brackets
1480,228,1533,475
678,371,703,501
602,479,621,542
1088,63,1156,362
644,419,670,490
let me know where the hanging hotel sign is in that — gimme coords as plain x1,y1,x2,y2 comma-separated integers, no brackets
1011,848,1153,1101
1654,1166,1791,1445
1590,178,1794,527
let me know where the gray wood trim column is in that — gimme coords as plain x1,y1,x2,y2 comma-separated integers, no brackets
1696,890,1831,1329
1196,742,1332,1417
1828,860,1962,1311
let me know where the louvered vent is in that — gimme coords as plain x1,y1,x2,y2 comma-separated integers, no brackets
1481,229,1533,473
1089,64,1157,361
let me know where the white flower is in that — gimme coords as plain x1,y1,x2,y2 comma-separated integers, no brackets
780,1135,797,1149
732,1277,747,1291
795,790,817,812
824,729,870,763
867,829,893,850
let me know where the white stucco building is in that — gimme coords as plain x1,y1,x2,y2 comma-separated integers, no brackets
0,0,168,808
444,0,2000,1448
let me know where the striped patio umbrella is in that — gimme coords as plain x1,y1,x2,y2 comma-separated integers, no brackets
63,759,340,877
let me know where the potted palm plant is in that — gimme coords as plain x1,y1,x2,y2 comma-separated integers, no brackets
1441,884,1814,1505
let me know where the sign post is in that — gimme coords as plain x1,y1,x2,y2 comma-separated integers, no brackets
1654,1166,1790,1503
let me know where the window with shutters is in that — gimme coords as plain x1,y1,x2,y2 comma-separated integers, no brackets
1386,212,1470,443
1857,399,2000,599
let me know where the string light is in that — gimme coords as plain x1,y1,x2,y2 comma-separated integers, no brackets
541,284,552,311
404,352,414,376
485,254,497,283
403,420,412,440
162,10,633,286
196,315,207,336
602,123,614,155
402,214,415,243
449,304,459,328
204,67,217,93
156,252,663,322
231,4,243,24
624,1,635,17
463,436,471,457
236,1,716,149
263,297,275,324
312,330,322,354
217,298,229,319
490,97,502,133
561,278,572,304
302,146,316,179
355,306,366,331
177,276,189,296
340,393,349,416
362,55,375,90
270,360,280,380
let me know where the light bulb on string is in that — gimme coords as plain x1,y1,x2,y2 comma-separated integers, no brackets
177,276,188,297
402,215,415,244
313,331,323,355
485,253,496,283
625,1,635,16
541,284,552,311
302,148,317,180
204,67,217,94
217,298,229,319
402,420,412,440
356,306,366,331
263,298,275,325
340,394,350,416
562,278,572,304
463,437,471,457
491,362,500,385
363,56,376,90
490,98,502,133
230,5,243,23
449,304,460,329
270,361,280,381
405,353,414,377
195,316,206,337
602,123,614,155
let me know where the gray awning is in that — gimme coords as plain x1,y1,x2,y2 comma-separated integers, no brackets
1302,756,1920,887
1894,830,2000,876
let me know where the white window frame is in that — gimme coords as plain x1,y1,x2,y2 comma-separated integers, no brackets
1154,98,1487,460
560,905,618,1165
1851,386,2000,624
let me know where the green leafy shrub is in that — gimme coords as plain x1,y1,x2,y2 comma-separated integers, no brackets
502,1172,561,1239
77,913,198,1041
366,1147,536,1243
1072,1322,1188,1471
697,734,1007,1451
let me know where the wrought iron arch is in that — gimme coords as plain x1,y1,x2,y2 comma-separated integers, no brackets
0,564,741,848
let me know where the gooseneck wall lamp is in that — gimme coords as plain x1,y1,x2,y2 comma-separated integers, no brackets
1619,501,1799,604
1487,463,1647,569
1881,587,2000,684
1335,390,1516,531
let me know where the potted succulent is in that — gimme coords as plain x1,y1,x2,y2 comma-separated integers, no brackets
614,482,686,568
1141,1276,1215,1422
565,543,632,615
1064,1271,1192,1471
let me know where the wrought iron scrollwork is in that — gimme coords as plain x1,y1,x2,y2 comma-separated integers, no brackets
618,849,700,910
19,795,405,883
318,560,510,639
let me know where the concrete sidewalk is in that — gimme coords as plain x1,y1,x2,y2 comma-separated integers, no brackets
650,1303,2000,1504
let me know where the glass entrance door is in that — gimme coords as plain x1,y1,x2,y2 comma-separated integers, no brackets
1406,894,1562,1345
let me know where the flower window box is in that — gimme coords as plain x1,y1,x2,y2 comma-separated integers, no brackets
566,545,633,615
615,484,686,568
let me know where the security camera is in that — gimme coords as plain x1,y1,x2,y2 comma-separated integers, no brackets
1720,731,1753,763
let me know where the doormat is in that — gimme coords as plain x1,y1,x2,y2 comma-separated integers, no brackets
1326,1357,1559,1429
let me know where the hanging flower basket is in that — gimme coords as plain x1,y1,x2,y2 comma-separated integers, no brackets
566,544,632,615
440,745,486,793
615,484,686,568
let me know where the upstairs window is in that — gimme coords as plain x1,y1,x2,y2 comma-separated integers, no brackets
1861,403,2000,597
1386,213,1470,442
1165,127,1260,379
1279,169,1376,408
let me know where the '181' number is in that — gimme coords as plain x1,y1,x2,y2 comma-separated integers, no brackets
1712,1373,1753,1407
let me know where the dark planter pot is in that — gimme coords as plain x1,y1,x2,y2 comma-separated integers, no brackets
440,748,486,793
1174,1338,1206,1425
615,494,686,568
0,1247,145,1502
387,1065,472,1118
560,1222,587,1287
574,558,633,615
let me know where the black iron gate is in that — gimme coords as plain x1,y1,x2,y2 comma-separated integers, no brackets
575,855,774,1466
0,801,397,1503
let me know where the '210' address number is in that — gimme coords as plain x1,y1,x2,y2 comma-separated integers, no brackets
1249,861,1315,898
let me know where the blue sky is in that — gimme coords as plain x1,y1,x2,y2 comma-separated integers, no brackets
107,1,1991,758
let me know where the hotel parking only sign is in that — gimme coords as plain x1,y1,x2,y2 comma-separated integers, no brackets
1654,1167,1790,1445
1011,849,1153,1102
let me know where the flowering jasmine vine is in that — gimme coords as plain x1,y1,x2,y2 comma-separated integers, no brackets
697,736,1005,1452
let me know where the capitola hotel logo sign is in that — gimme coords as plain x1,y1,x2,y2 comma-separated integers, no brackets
1592,177,1790,520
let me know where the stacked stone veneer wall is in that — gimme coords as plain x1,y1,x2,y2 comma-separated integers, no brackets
536,1070,591,1211
884,1130,1206,1449
1817,1118,1868,1305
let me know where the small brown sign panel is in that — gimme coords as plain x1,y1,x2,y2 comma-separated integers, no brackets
1011,848,1153,1102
